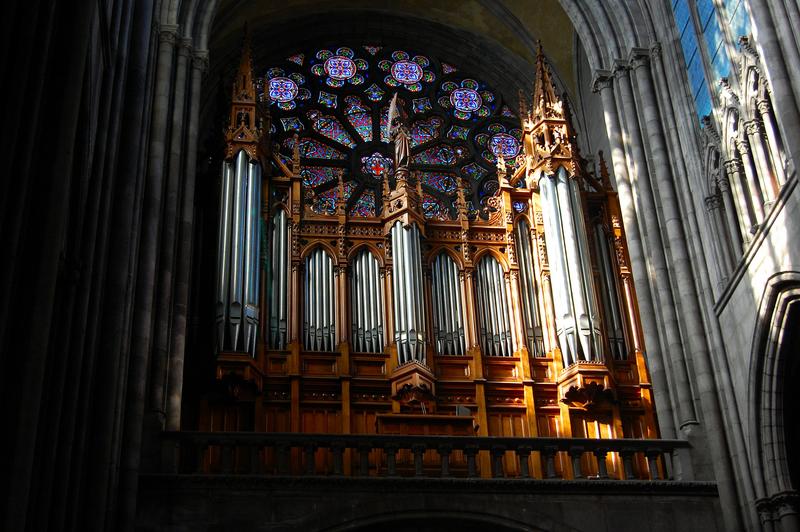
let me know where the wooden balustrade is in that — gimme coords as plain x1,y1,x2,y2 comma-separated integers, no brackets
161,432,691,481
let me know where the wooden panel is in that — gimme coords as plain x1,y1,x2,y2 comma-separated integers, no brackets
266,355,287,375
484,357,521,381
435,357,472,380
301,356,337,375
352,358,386,377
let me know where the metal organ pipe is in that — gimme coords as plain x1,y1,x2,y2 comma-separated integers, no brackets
303,248,336,352
350,250,384,353
216,161,233,352
474,256,513,357
538,168,603,366
431,253,465,355
391,221,426,364
514,220,544,356
594,223,626,360
269,210,288,349
215,150,262,356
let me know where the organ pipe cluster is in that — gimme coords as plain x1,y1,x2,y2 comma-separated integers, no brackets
215,150,262,356
430,252,466,356
303,248,337,351
593,222,627,360
268,209,289,349
474,256,514,357
514,219,545,356
391,221,427,364
350,250,385,353
538,167,602,366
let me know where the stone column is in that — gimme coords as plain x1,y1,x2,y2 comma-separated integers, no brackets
756,99,787,186
723,158,755,240
737,139,767,222
745,120,779,202
613,65,696,431
592,70,676,440
717,175,744,258
746,0,800,166
150,36,192,425
117,22,178,531
704,194,733,279
631,49,744,532
166,49,208,432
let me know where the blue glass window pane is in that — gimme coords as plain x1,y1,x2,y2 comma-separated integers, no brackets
727,0,751,38
687,55,706,94
674,0,691,31
711,43,732,80
695,82,713,118
696,0,715,29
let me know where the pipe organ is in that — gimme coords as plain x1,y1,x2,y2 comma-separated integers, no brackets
203,38,659,474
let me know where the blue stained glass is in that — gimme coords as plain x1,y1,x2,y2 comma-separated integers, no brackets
318,90,338,108
410,117,443,147
489,133,521,158
287,53,305,65
307,110,355,148
727,0,750,38
442,62,457,74
284,137,347,160
324,55,357,80
301,166,342,187
345,96,372,142
512,201,528,213
380,107,390,143
269,77,298,102
365,83,385,102
281,117,304,132
349,190,376,217
361,152,393,179
412,97,432,114
312,181,355,215
392,60,423,83
363,45,381,55
420,172,458,194
501,105,515,118
411,144,467,166
448,125,469,140
422,193,449,220
451,88,482,111
461,162,488,181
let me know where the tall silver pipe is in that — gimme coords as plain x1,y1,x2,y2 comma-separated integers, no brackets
595,223,625,359
270,212,279,346
216,161,233,351
392,223,407,363
515,219,542,355
451,258,465,355
277,210,288,347
228,150,248,350
432,254,444,354
442,256,453,353
243,161,261,356
402,225,415,357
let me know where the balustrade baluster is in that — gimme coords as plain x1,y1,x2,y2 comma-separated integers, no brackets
491,446,505,478
621,449,635,480
385,443,398,477
304,443,317,475
277,442,290,475
543,446,557,479
646,449,661,480
221,440,234,473
517,446,531,478
465,445,479,478
358,443,371,476
438,444,452,477
569,447,583,479
331,441,345,475
412,444,426,477
594,449,609,479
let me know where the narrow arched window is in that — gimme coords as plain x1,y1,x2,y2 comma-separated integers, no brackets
268,209,289,349
474,255,512,357
431,252,465,356
303,247,336,351
349,249,384,353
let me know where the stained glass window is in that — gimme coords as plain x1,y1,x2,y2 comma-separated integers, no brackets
260,44,520,219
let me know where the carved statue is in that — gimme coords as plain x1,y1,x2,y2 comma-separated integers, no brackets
387,93,410,171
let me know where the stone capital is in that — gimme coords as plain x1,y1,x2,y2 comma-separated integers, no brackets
717,175,730,192
611,59,630,79
628,47,651,70
192,49,210,72
591,69,614,94
177,37,193,57
704,194,720,211
723,158,743,174
159,24,179,44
